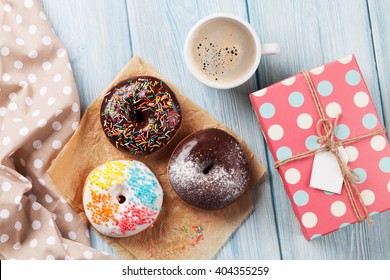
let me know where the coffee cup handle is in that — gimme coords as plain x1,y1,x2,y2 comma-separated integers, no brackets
261,43,280,56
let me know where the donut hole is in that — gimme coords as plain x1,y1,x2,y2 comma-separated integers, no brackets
116,195,126,204
203,163,214,175
134,109,145,123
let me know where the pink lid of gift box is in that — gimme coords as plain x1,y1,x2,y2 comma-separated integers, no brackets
250,55,390,241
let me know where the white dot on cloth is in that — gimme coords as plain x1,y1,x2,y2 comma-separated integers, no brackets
16,14,23,24
38,178,46,186
1,234,9,243
19,81,28,88
13,60,23,69
330,201,347,217
46,235,56,245
39,11,47,20
2,137,11,146
42,36,52,46
1,47,10,56
33,159,43,169
51,213,57,220
37,119,47,128
15,221,22,231
2,73,11,81
45,194,53,203
13,117,23,123
14,196,22,205
354,91,369,108
49,219,54,227
13,242,21,250
46,255,55,260
63,86,72,95
67,63,72,70
297,113,313,129
55,110,63,117
24,0,34,8
19,127,29,136
20,158,26,167
32,109,41,117
47,97,56,106
52,140,62,149
68,231,77,240
42,61,52,71
25,97,33,106
0,107,6,116
71,103,79,112
28,50,38,59
60,196,67,204
4,4,12,12
302,212,318,228
64,213,74,222
345,146,358,162
52,121,62,131
86,229,90,238
268,124,284,140
361,190,375,206
28,193,36,201
72,122,79,130
285,168,301,184
83,251,93,259
53,74,62,82
29,24,37,34
57,48,66,57
8,92,17,100
28,73,37,83
29,239,38,248
15,38,25,46
32,220,41,230
1,181,11,192
326,102,342,118
2,25,11,32
39,86,47,95
8,101,17,111
371,135,386,151
32,201,41,211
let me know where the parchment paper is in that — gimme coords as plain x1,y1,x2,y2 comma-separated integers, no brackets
47,56,265,260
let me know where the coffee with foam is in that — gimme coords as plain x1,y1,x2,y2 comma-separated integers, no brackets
189,18,256,84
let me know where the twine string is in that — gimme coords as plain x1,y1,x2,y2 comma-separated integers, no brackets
273,71,386,224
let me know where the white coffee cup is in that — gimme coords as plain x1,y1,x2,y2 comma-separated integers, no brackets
184,13,279,89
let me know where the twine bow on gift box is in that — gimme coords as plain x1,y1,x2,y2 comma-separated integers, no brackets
274,71,386,224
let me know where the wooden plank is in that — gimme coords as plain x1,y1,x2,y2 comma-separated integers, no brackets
126,0,281,259
247,0,390,259
40,0,133,258
41,0,133,112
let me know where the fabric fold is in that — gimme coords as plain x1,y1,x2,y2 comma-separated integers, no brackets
0,0,112,259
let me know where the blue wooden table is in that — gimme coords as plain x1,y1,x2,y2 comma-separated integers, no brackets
40,0,390,260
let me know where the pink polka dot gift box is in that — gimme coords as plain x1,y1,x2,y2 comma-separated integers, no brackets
250,55,390,241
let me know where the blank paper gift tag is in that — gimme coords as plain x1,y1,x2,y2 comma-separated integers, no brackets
310,146,349,194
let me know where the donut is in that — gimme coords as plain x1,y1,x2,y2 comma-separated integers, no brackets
168,128,250,211
82,160,163,237
100,76,182,156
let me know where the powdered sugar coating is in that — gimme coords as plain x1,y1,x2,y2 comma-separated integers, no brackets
168,128,250,210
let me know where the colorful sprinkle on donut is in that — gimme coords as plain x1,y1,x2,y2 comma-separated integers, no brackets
83,160,163,238
100,76,181,156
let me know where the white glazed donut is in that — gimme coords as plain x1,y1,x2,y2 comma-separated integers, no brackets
82,160,163,238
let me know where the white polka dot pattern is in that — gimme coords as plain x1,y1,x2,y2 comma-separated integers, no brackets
250,55,390,240
0,0,111,259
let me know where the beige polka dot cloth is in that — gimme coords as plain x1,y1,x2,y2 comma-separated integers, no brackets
0,0,112,259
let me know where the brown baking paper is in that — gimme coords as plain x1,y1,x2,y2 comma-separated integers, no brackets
47,56,265,260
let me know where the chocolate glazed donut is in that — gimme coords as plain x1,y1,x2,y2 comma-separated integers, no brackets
100,76,181,156
168,128,250,211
